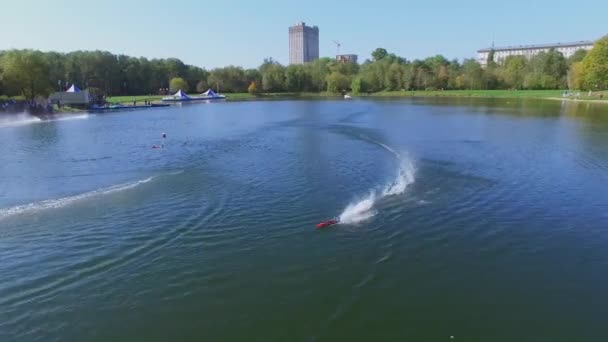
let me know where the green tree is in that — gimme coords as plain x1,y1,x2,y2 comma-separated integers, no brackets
169,77,189,93
185,66,208,92
351,77,363,94
501,56,527,89
208,66,248,92
1,50,52,99
487,49,496,67
326,72,350,93
371,48,388,62
413,61,432,90
196,80,209,93
357,63,378,92
330,60,359,76
423,55,449,89
568,49,588,64
245,69,262,85
386,62,403,91
461,59,484,89
285,64,311,92
261,63,285,92
0,57,5,95
582,35,608,90
525,49,567,89
306,58,332,91
568,62,585,90
446,60,461,89
401,63,415,90
484,65,500,89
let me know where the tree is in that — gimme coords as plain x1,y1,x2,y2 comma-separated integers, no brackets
351,77,363,94
330,60,359,76
185,66,208,92
208,66,248,92
169,77,189,93
400,63,415,90
0,57,5,95
196,80,209,93
487,49,496,67
261,63,285,92
386,62,403,90
326,71,350,93
501,56,527,89
305,58,332,91
245,69,261,85
372,48,388,62
568,49,588,65
446,60,461,89
568,62,585,90
437,65,449,89
524,49,567,89
248,81,259,95
582,35,608,90
1,50,52,100
164,58,187,79
285,64,311,92
413,61,432,90
461,59,484,89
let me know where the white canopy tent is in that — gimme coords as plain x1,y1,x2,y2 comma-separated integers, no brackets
173,89,191,99
66,84,81,93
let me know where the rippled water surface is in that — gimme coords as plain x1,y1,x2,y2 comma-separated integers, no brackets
1,98,608,341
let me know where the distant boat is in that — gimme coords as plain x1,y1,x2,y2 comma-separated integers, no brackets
162,89,225,102
344,94,352,99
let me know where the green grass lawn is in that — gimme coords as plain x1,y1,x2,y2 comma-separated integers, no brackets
105,95,164,104
106,93,257,103
102,90,608,105
105,92,342,104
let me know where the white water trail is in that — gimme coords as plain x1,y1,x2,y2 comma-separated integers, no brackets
339,191,378,224
0,176,155,220
0,113,91,128
51,114,91,121
338,138,416,225
0,113,42,128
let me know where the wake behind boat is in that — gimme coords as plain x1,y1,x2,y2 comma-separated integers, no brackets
162,89,226,102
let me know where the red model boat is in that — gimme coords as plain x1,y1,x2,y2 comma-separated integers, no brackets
316,219,338,229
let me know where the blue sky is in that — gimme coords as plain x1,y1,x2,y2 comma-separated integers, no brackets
1,0,606,68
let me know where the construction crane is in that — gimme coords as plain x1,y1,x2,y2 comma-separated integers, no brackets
332,40,341,56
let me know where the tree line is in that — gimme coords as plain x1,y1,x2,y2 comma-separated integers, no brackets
1,35,607,100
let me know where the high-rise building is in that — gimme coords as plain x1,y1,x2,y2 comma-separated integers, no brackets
289,22,319,64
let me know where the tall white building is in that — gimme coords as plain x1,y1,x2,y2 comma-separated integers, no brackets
477,40,595,67
289,22,319,65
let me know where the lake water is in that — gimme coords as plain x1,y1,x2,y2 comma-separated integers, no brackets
1,98,608,341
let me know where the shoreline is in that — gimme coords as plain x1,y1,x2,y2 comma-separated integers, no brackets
6,90,608,115
55,95,608,113
545,97,608,105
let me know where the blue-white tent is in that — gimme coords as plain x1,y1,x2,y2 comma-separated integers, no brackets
66,84,81,93
173,89,191,99
203,89,217,96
